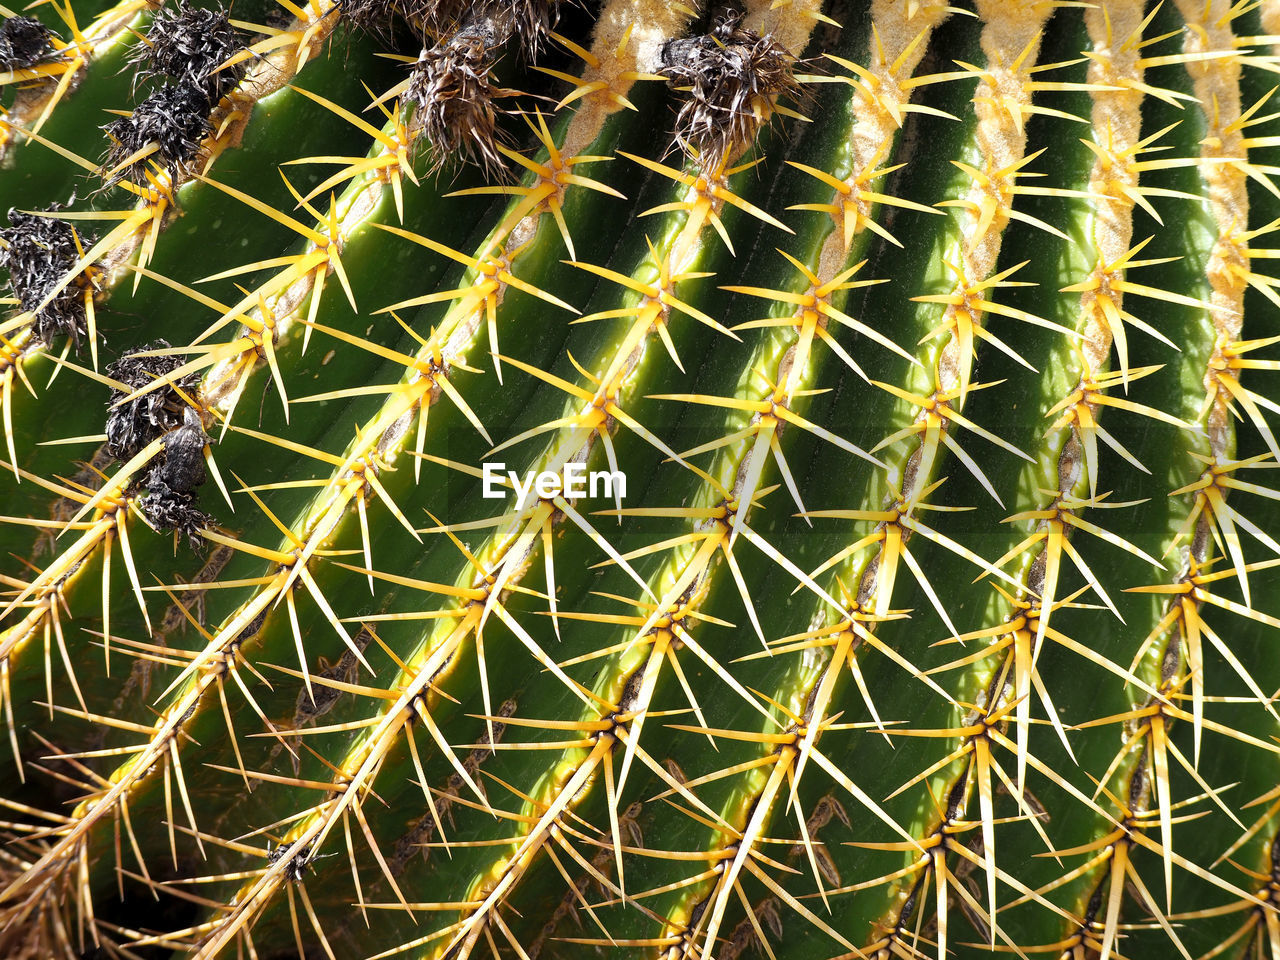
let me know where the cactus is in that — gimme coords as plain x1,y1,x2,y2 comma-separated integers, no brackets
1,0,1279,957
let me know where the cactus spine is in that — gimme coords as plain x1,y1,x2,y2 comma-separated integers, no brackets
1,0,1280,958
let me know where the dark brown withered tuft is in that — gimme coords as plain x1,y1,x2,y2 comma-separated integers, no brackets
128,1,245,103
0,210,97,350
659,10,801,171
486,0,559,59
103,82,212,185
406,20,506,178
336,0,403,38
352,0,558,179
138,406,212,542
105,340,205,463
338,0,472,43
343,0,555,50
139,480,212,541
402,0,469,40
0,15,54,70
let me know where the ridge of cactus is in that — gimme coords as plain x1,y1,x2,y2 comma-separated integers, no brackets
1,0,1280,958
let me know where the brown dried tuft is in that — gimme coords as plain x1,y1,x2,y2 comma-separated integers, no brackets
102,83,212,185
486,0,560,59
347,0,557,51
0,15,54,70
0,210,96,350
406,20,507,178
659,10,801,171
337,0,409,39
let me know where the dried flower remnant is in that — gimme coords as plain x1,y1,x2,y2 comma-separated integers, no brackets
487,0,559,59
406,19,505,176
103,82,213,185
336,0,468,43
659,10,801,170
336,0,403,38
0,15,54,71
0,210,97,349
138,477,213,540
105,340,205,462
402,0,561,175
342,0,555,51
109,361,212,540
128,1,246,102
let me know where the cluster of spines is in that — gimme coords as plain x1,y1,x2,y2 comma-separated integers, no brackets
0,0,698,951
139,1,833,954
847,2,1158,952
1076,2,1280,957
0,0,345,364
157,7,725,954
1,0,1279,958
0,0,363,692
657,2,1065,954
0,0,362,570
0,0,379,946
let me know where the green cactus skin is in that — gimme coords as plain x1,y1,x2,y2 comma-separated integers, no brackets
1,0,1279,958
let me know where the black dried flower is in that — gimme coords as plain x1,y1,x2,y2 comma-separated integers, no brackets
138,479,212,542
138,407,212,543
0,15,54,71
0,210,96,349
659,10,801,170
128,1,245,102
109,356,212,542
406,20,506,178
154,406,209,493
103,82,212,185
105,340,204,462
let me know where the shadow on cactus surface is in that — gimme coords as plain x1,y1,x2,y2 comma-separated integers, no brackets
2,0,1280,956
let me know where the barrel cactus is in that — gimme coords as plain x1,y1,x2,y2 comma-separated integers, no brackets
1,0,1278,957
